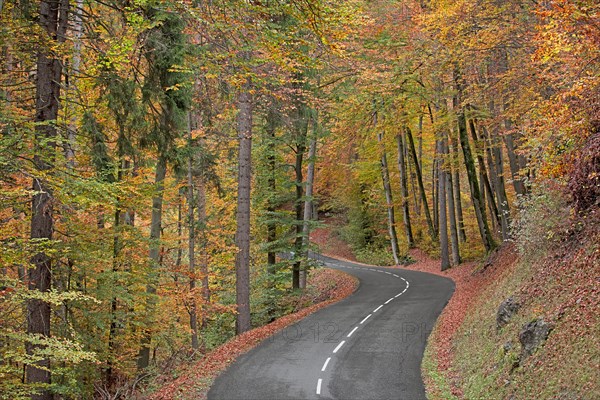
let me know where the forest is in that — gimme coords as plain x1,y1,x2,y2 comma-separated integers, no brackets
1,0,598,399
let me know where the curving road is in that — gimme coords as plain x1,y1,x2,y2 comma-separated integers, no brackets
208,254,454,400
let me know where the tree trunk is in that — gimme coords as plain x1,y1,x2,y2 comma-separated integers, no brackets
432,149,439,236
503,123,528,196
266,107,277,273
396,133,414,248
469,118,500,232
106,159,127,386
483,125,511,240
412,116,423,215
175,189,183,277
138,156,167,369
378,131,401,265
235,77,252,334
27,1,67,396
188,127,199,351
64,0,83,166
292,123,306,289
450,133,467,242
444,138,461,265
197,180,210,345
437,139,450,271
300,124,318,289
458,112,496,252
406,126,436,242
494,47,528,196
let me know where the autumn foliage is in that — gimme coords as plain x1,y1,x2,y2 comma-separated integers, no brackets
1,0,598,398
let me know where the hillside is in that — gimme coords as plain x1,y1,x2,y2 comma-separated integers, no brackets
312,186,599,399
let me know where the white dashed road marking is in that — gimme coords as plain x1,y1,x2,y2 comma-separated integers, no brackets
316,264,411,397
333,341,345,354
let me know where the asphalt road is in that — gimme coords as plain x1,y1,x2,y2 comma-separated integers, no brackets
208,255,454,400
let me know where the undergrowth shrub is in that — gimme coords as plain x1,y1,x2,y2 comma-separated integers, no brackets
511,182,571,262
354,244,394,265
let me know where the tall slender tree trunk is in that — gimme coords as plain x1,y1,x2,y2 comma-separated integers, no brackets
413,116,423,215
407,150,420,216
27,1,67,396
65,0,83,164
450,133,467,242
406,126,436,242
292,109,308,289
483,125,511,240
378,132,401,265
197,180,210,344
138,156,167,369
396,134,414,248
437,139,450,271
300,121,318,289
469,118,500,232
432,149,439,235
175,188,184,277
457,112,496,252
235,77,252,334
494,48,528,196
444,137,461,265
107,159,127,386
503,122,528,196
266,107,277,273
187,127,199,351
454,65,496,252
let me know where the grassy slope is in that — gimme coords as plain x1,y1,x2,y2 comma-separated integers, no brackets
425,215,599,399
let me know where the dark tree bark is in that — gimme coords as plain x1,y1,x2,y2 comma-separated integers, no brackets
378,131,401,265
107,159,128,385
450,133,467,242
197,180,210,345
138,156,167,369
483,125,511,240
406,126,437,242
458,112,496,252
469,118,500,230
235,77,253,334
437,139,450,271
265,107,278,273
494,48,528,196
27,1,68,397
432,148,439,235
443,137,461,265
396,133,414,248
187,127,199,351
175,188,184,276
292,130,305,289
503,119,528,196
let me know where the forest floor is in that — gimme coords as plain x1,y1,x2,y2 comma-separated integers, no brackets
145,265,358,400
